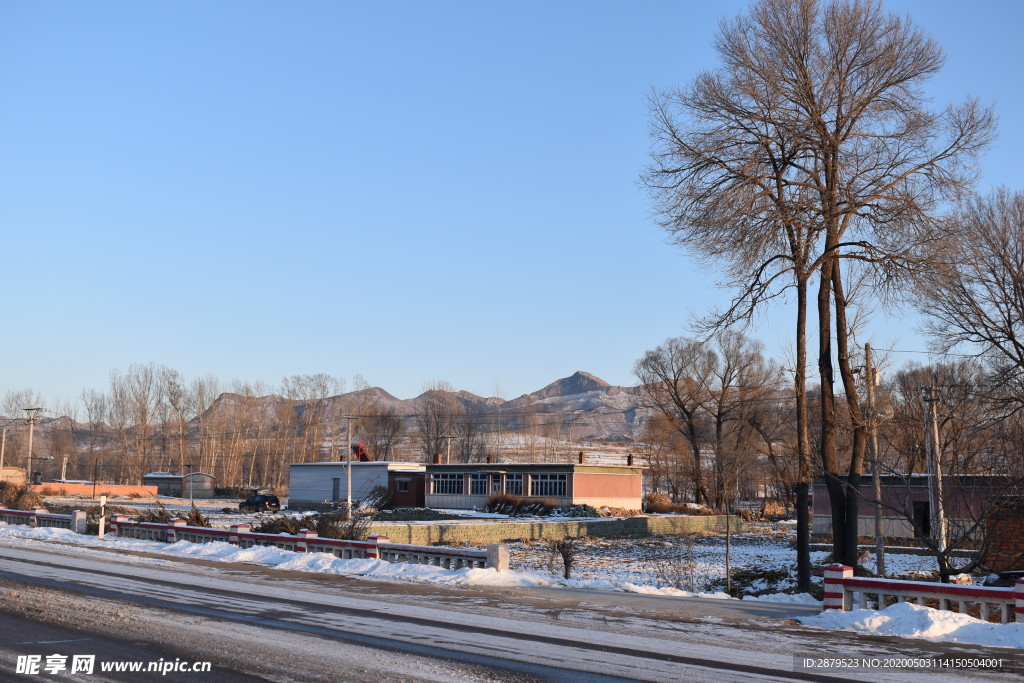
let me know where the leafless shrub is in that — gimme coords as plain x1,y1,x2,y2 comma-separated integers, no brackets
316,511,373,541
551,538,577,579
641,535,712,592
184,506,212,527
485,494,556,516
13,490,43,510
134,503,173,523
251,516,306,535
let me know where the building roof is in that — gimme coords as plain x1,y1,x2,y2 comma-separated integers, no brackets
142,471,215,479
287,461,425,469
424,463,645,474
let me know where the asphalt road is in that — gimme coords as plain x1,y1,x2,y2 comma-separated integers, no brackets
0,538,1017,682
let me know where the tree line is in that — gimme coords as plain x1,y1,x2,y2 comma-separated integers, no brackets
640,0,1022,585
0,372,644,490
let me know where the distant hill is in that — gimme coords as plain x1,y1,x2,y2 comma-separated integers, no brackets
0,371,652,452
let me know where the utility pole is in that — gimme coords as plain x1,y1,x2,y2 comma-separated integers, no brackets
0,428,6,471
922,387,947,554
344,415,356,520
185,463,194,506
23,407,42,489
444,435,455,464
864,344,885,576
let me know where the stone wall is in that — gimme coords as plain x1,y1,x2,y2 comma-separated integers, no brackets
370,515,745,545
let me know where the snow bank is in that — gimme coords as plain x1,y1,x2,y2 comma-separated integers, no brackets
742,592,820,605
0,522,727,598
801,602,1024,649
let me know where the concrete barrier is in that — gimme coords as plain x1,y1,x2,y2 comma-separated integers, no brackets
108,516,505,570
0,505,86,534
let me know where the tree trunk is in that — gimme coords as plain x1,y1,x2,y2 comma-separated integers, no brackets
818,256,846,561
833,264,868,567
795,276,812,592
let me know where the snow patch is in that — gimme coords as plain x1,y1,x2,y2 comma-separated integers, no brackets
801,602,1024,649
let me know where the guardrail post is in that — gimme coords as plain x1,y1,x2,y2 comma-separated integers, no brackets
823,564,854,612
486,543,510,571
29,506,48,527
229,523,249,546
70,510,87,534
110,514,129,536
167,518,187,543
366,534,389,559
296,529,317,552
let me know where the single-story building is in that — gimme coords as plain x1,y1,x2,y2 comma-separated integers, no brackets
812,474,1008,540
142,471,217,499
288,462,426,511
424,463,644,511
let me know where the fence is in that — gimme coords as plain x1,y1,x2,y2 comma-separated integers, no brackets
108,516,508,571
823,564,1024,624
0,505,86,534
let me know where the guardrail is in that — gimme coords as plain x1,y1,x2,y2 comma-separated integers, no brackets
0,505,86,534
108,516,509,571
823,564,1024,624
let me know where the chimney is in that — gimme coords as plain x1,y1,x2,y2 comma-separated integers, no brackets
627,454,634,467
433,453,442,465
486,455,492,464
578,451,585,464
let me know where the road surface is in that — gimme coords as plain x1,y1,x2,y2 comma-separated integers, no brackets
0,537,1017,682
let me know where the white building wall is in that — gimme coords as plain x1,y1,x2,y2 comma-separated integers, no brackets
288,463,424,507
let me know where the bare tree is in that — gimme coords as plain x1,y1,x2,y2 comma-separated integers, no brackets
635,338,716,506
918,189,1024,403
636,332,779,508
361,404,404,462
642,0,995,574
2,389,44,418
455,402,489,463
637,416,693,503
876,361,1024,581
416,381,463,461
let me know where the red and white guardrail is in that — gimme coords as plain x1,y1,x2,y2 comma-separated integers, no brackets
824,563,1024,623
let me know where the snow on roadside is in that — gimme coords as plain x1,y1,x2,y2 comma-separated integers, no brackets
0,522,728,599
5,522,1021,650
801,602,1024,649
742,592,821,605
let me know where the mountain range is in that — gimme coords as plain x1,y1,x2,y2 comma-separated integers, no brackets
2,371,651,445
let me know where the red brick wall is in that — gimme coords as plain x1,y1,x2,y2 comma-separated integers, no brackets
34,483,158,498
572,473,641,499
388,474,425,508
986,506,1024,572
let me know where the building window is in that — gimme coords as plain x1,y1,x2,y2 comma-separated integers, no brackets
432,473,464,495
530,473,567,497
505,474,523,496
396,480,409,493
470,474,488,495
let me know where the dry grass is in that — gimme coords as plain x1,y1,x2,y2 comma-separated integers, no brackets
484,494,557,516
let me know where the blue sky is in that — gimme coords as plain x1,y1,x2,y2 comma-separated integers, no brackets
1,1,1022,407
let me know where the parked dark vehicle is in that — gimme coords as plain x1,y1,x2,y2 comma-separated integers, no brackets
239,494,281,513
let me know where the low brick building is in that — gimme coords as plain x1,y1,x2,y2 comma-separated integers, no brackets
424,462,644,511
985,496,1024,572
812,474,1006,540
